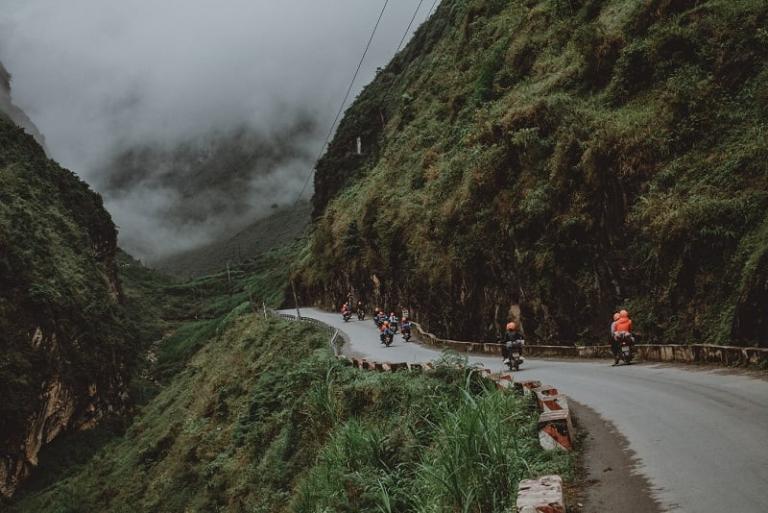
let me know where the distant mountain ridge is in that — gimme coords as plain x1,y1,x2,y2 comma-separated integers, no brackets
155,202,310,278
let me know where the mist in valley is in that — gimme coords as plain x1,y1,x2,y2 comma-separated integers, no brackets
0,0,435,262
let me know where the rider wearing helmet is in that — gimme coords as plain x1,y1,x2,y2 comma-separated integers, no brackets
613,310,633,365
380,321,392,344
389,312,399,332
401,317,412,332
502,321,524,363
615,310,632,334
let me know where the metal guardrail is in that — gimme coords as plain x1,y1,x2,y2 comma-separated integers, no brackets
270,309,766,366
410,321,768,366
267,310,348,356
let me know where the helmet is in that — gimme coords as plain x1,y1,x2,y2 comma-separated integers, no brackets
619,310,629,318
506,321,517,331
390,312,395,316
613,312,620,321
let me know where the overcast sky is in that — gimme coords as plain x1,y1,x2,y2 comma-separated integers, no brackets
0,0,436,260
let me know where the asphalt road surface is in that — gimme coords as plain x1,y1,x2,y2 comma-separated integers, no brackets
286,308,768,513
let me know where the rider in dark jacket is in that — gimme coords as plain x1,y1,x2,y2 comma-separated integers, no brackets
502,322,524,362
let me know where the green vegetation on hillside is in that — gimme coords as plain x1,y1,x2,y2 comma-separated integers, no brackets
10,280,568,513
304,0,768,346
0,115,138,482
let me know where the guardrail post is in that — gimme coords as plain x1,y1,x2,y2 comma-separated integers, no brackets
329,329,340,356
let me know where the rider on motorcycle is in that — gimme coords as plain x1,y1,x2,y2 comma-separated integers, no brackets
401,317,412,340
380,321,393,344
389,312,399,332
341,302,351,315
502,322,524,365
613,310,634,365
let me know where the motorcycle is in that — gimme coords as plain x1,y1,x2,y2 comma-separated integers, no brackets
505,340,524,371
381,330,394,347
357,308,366,321
401,325,412,342
342,310,352,322
617,333,633,364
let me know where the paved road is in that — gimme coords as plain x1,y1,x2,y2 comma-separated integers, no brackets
286,308,768,513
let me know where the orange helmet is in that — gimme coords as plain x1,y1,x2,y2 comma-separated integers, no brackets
613,312,620,321
619,310,629,318
506,321,517,331
383,321,390,327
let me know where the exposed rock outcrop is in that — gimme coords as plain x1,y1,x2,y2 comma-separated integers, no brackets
0,111,130,497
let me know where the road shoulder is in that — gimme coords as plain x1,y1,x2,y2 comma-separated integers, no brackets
569,400,662,513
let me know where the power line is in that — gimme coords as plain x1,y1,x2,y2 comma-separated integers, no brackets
428,0,440,17
396,0,426,54
295,0,391,204
380,0,430,127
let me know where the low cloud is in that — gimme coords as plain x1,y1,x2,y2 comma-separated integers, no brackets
0,0,435,261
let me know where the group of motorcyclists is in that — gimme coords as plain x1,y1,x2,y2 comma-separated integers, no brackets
339,299,635,368
340,302,413,346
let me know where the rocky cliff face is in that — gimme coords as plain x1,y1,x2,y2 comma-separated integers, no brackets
0,110,131,497
302,0,768,346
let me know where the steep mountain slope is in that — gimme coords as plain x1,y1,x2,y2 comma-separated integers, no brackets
0,114,136,496
300,0,768,345
0,62,46,150
8,281,568,513
155,202,310,278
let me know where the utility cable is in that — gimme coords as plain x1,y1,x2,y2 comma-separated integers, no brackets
396,0,426,54
295,0,390,204
380,0,431,128
428,0,440,17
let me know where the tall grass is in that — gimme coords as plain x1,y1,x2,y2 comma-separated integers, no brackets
413,386,566,513
293,374,570,513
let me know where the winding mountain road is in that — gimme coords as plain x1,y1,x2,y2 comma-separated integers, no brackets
286,307,768,513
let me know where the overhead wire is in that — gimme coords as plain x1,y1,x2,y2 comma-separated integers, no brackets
295,0,440,205
295,0,390,204
379,0,431,129
428,0,440,17
395,0,426,54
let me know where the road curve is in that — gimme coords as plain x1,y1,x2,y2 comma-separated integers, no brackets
286,307,768,513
